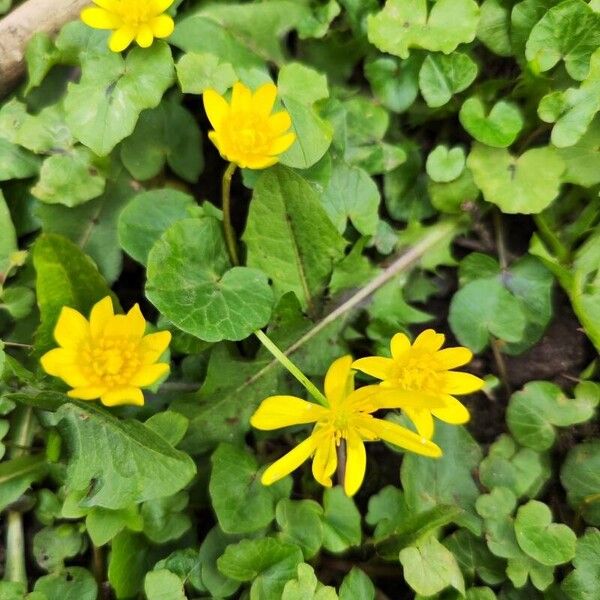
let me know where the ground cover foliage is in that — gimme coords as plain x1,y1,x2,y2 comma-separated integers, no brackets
0,0,600,598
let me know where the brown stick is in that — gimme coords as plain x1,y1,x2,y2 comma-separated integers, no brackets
0,0,89,97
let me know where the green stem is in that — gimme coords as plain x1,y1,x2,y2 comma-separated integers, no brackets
4,406,34,586
534,213,569,263
254,329,328,406
222,162,239,266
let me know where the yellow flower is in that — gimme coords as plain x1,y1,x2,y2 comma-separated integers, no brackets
81,0,175,53
352,329,484,439
40,296,171,407
250,356,441,496
203,82,296,169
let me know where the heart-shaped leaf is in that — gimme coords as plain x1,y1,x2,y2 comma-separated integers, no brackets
467,143,564,213
460,97,523,147
514,500,576,566
146,217,274,342
426,145,466,183
419,52,478,108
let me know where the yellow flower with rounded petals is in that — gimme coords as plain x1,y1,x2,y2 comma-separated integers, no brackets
81,0,175,53
352,329,484,439
40,296,171,407
203,82,296,169
251,356,441,496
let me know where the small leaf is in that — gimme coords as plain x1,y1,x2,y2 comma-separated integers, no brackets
419,52,478,108
460,97,524,147
33,567,97,600
281,563,338,600
364,55,420,113
562,528,600,600
339,568,375,600
0,190,17,274
322,487,362,553
276,499,324,559
144,570,186,600
176,52,237,94
561,441,600,525
426,145,466,183
0,137,40,181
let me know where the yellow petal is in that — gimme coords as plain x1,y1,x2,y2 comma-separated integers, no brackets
54,306,90,350
67,386,107,400
124,304,146,338
151,0,174,14
252,82,278,116
261,435,318,485
250,396,328,430
351,356,394,381
390,332,411,359
357,416,442,457
139,331,172,364
203,90,230,131
81,6,121,29
40,348,74,377
311,431,337,487
324,355,354,408
413,329,445,352
150,14,174,38
268,111,292,135
241,155,279,170
93,0,119,10
109,26,135,52
345,385,382,412
435,347,473,370
231,82,252,113
344,430,366,496
403,407,434,439
130,363,169,387
61,366,93,388
269,132,296,156
101,387,144,407
90,296,114,338
369,388,446,410
135,24,154,48
432,396,470,424
444,372,484,394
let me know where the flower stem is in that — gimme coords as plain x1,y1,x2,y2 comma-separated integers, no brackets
222,162,239,266
254,329,328,406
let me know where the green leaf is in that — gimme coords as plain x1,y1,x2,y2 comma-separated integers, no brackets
121,98,203,183
321,486,361,553
34,567,97,600
561,441,600,525
57,400,196,510
176,52,238,95
460,97,524,147
144,570,186,600
0,190,17,274
426,145,466,183
368,0,480,59
364,55,420,113
514,500,576,565
418,52,478,108
507,381,599,451
477,0,512,56
428,168,479,214
32,233,112,353
525,0,600,81
33,524,85,571
281,563,338,600
141,492,192,544
467,143,564,213
117,188,201,266
276,499,324,559
197,526,241,597
146,217,274,342
0,454,48,512
538,48,600,147
65,42,174,156
217,538,304,600
0,286,36,320
85,506,142,547
339,568,375,600
401,424,483,533
243,166,346,310
0,137,40,181
562,528,600,600
366,485,410,539
108,531,152,599
277,63,333,169
145,411,189,447
210,443,289,534
558,116,600,186
399,535,465,597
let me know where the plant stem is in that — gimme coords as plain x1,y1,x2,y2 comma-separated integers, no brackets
254,329,329,406
493,209,508,271
4,406,34,586
534,213,569,262
222,162,239,266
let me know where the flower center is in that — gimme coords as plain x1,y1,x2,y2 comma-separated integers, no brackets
118,0,152,27
81,337,141,388
224,113,271,156
390,353,444,394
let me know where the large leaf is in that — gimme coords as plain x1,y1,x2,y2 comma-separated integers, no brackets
561,441,600,525
65,42,175,156
244,166,346,310
57,400,196,510
0,190,17,274
0,137,40,181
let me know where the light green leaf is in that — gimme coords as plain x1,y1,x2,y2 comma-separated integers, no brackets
561,441,600,525
145,411,189,447
281,563,338,600
538,48,600,147
558,116,600,186
33,524,85,571
426,145,466,183
0,286,35,320
400,535,465,597
107,531,151,599
0,190,17,274
525,0,600,80
368,0,480,59
146,217,273,342
0,137,40,181
197,526,241,597
276,499,324,559
366,485,410,538
419,52,478,108
141,492,191,544
514,500,576,566
57,400,196,510
322,487,361,553
562,528,600,600
144,570,186,600
176,52,238,95
339,568,375,600
477,0,512,56
460,97,524,147
0,454,48,512
364,55,420,113
85,506,142,547
121,98,203,183
244,166,346,309
467,143,564,213
428,168,479,214
34,567,97,600
65,42,175,156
